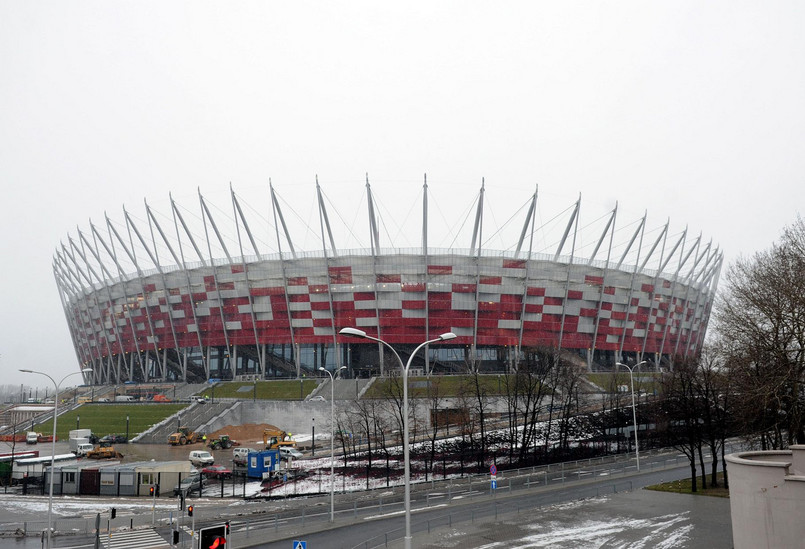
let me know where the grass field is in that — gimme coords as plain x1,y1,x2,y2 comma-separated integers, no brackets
586,372,661,394
29,403,185,440
196,379,320,400
646,472,729,498
365,374,512,398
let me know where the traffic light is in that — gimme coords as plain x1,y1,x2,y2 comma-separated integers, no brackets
187,505,193,517
172,530,180,544
199,525,227,549
110,508,116,519
149,485,155,496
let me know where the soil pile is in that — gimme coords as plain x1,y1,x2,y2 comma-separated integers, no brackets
205,423,281,444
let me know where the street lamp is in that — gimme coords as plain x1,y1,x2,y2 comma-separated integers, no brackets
19,367,92,548
318,365,346,522
615,360,647,472
339,327,456,549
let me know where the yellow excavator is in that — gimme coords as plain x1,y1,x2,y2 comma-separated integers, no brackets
262,428,297,450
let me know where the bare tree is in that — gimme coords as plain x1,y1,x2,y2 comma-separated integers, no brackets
423,377,446,480
506,347,554,465
715,218,805,448
660,356,703,492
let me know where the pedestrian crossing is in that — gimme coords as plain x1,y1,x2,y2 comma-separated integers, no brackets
103,528,170,549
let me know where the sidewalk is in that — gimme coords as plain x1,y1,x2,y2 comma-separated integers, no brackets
413,488,733,548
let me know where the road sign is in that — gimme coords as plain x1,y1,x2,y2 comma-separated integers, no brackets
490,464,497,475
293,541,307,549
491,480,497,490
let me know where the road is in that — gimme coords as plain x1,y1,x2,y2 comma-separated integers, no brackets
0,449,730,549
222,451,731,548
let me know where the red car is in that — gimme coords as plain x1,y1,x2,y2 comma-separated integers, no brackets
201,465,232,479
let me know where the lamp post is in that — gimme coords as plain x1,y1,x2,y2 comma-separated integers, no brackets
615,360,647,471
318,365,345,522
19,367,92,548
339,328,456,549
126,415,130,442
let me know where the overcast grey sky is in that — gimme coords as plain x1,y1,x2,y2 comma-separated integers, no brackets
2,1,804,389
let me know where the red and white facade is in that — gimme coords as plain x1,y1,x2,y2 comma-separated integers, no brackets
54,182,722,384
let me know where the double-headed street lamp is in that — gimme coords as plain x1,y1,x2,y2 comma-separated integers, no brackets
19,367,92,548
615,360,647,472
318,365,346,523
339,327,456,549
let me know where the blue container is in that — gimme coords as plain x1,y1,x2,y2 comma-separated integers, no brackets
246,450,279,479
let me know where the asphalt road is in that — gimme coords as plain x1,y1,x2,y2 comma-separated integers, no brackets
243,459,733,549
0,449,732,549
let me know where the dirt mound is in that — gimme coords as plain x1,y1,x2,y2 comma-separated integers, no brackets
206,423,280,444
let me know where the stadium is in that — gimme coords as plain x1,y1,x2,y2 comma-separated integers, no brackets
54,181,722,385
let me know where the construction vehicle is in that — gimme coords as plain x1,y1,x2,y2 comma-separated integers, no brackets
262,428,297,450
207,434,236,450
86,446,123,459
168,427,204,446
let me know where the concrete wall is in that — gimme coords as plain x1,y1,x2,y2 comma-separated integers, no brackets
201,400,335,435
726,445,805,549
199,397,511,437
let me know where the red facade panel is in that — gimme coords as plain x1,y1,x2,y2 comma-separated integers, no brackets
328,266,353,284
428,265,452,275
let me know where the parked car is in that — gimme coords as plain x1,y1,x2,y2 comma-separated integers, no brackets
279,447,304,461
100,434,128,445
309,395,326,402
233,447,255,466
173,473,202,496
189,450,215,467
201,464,232,479
97,398,111,402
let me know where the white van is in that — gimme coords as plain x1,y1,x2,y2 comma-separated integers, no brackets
232,447,255,466
74,443,95,457
114,395,136,402
26,432,39,444
189,450,214,467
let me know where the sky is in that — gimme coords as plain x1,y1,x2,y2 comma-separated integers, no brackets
1,1,804,388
